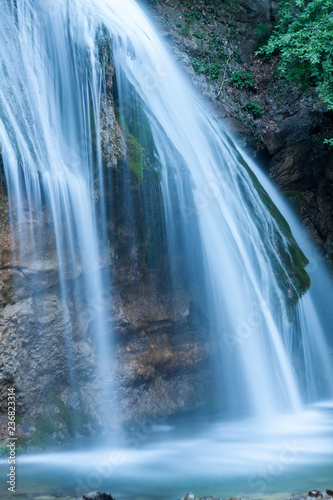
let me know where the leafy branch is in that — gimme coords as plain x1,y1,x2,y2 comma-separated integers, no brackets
257,0,333,110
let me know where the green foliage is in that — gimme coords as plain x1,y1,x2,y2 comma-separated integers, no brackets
206,62,222,79
191,27,227,80
169,1,239,82
193,29,207,41
230,71,254,89
192,57,222,79
254,23,273,50
208,32,225,54
257,0,333,109
193,29,207,49
244,100,264,117
184,7,203,24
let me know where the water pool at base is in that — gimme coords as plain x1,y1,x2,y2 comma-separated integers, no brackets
1,401,332,500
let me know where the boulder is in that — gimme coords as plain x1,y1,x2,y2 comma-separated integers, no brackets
77,493,116,500
269,140,326,192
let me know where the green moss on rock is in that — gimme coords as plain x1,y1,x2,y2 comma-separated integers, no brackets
224,132,310,313
284,190,307,215
113,74,161,188
125,129,143,185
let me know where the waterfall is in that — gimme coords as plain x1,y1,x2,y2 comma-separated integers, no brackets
106,0,333,415
0,0,333,439
0,0,115,425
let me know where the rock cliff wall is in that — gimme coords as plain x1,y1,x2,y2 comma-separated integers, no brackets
0,184,213,448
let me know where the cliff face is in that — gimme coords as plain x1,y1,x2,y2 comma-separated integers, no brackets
0,190,212,447
142,0,333,267
0,63,213,449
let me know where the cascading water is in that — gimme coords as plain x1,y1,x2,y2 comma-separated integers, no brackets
83,0,333,413
0,0,116,425
1,0,333,498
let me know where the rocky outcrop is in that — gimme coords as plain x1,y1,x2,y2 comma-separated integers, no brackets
0,186,212,447
143,0,333,266
77,494,115,500
0,197,69,305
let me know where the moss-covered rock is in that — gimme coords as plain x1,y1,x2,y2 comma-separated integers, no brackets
124,129,143,185
225,134,311,314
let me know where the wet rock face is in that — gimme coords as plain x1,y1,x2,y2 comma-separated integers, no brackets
269,140,327,192
0,273,211,443
0,178,212,446
99,59,126,170
0,249,211,444
0,194,82,305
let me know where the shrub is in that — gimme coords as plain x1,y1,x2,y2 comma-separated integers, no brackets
230,71,254,89
257,0,333,110
254,23,273,51
244,101,264,117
